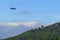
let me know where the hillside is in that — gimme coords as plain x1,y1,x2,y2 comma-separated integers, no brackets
4,22,60,40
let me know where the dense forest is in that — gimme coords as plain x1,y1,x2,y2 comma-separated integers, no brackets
4,22,60,40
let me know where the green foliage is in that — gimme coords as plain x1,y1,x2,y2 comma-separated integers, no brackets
4,22,60,40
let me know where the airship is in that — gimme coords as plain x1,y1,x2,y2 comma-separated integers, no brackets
10,8,16,10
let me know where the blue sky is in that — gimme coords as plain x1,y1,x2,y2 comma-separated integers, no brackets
0,0,60,24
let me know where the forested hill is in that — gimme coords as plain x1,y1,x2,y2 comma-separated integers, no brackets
4,22,60,40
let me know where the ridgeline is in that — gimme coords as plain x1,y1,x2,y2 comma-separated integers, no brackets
4,22,60,40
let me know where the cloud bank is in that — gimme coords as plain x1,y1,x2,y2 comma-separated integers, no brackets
0,21,42,27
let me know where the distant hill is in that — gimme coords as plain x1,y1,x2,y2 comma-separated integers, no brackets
4,22,60,40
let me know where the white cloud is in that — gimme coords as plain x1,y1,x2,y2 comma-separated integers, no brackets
0,22,20,26
23,22,37,27
0,21,42,27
